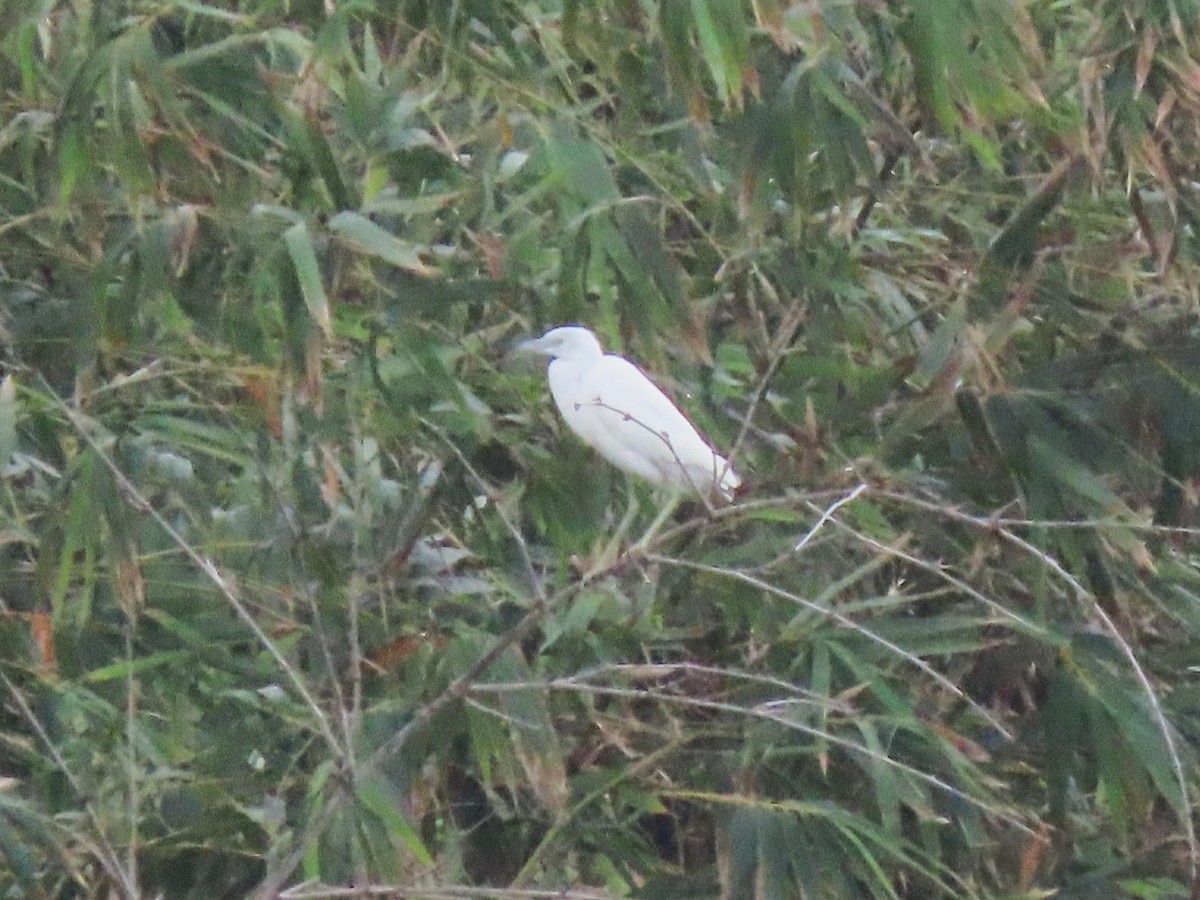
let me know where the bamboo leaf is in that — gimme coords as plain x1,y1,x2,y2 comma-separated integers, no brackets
283,221,333,339
327,211,434,275
354,774,435,867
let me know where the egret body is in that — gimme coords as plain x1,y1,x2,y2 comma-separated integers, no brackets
517,326,741,502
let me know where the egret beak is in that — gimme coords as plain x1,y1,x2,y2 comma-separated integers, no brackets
512,336,551,356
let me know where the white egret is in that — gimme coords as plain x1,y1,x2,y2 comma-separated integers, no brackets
517,326,741,511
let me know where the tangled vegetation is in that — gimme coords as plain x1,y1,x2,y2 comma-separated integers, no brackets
1,1,1200,897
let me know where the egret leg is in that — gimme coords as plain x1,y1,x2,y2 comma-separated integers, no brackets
596,480,640,568
629,491,681,552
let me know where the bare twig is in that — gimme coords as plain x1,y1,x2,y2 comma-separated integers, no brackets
571,662,854,713
878,489,1200,536
47,390,347,765
725,274,806,470
281,883,615,899
795,482,868,551
1001,528,1195,875
470,676,1033,836
817,513,1048,640
253,596,562,900
419,416,544,602
877,489,1197,881
643,553,1015,741
254,420,555,897
510,739,685,887
853,148,902,236
1,672,139,897
124,617,140,893
346,419,369,737
583,398,720,511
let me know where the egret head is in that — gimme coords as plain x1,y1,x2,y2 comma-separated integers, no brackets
515,325,603,363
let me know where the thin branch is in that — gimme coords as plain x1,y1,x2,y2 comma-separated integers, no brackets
853,148,902,236
510,739,685,887
0,671,139,898
582,399,719,511
419,416,545,602
725,273,807,470
879,489,1200,536
816,512,1049,640
795,482,868,551
47,389,347,765
573,662,854,713
843,490,1198,879
643,553,1015,741
470,677,1034,836
254,420,556,897
124,616,140,894
649,488,870,548
998,527,1195,877
878,490,1197,880
253,596,562,900
347,418,369,738
281,884,616,899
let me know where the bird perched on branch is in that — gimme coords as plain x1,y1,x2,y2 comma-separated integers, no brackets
516,325,741,504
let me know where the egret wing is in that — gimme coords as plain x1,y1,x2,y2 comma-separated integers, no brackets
582,355,729,493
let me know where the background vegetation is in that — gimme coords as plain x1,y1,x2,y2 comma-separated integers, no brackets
1,1,1199,897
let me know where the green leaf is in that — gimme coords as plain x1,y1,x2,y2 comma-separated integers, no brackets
0,375,17,464
354,774,434,867
84,650,194,682
327,211,433,275
690,0,749,106
0,797,37,888
856,719,902,837
306,113,353,211
284,222,332,339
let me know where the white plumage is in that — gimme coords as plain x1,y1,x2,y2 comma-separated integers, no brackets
517,325,741,502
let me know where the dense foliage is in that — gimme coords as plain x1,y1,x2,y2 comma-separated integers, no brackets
2,1,1200,897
